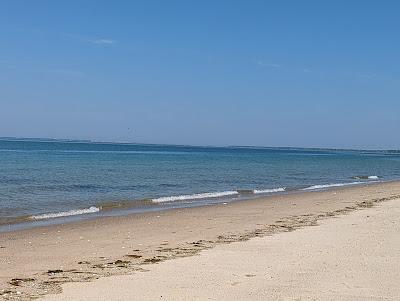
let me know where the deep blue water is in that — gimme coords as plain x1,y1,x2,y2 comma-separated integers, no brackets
1,139,400,226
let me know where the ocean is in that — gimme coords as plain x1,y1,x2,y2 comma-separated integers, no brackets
1,139,399,230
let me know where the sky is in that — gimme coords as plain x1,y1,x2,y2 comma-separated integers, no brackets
0,1,399,149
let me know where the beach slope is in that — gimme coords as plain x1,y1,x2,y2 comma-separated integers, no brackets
1,182,400,300
44,196,400,301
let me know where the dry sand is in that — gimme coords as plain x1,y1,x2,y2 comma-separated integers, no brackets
1,181,400,300
44,195,400,301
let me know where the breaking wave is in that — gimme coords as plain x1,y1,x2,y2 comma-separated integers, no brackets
253,187,286,194
30,206,100,220
152,191,239,203
302,182,364,191
152,187,288,203
352,175,380,180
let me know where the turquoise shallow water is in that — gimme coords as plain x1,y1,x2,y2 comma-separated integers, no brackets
1,139,399,228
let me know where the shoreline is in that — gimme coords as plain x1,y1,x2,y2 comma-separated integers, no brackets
44,194,400,300
1,181,400,300
0,179,387,233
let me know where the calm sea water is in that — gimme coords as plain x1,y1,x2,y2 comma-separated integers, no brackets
1,139,400,228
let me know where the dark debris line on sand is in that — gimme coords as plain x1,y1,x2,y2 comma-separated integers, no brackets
1,194,399,300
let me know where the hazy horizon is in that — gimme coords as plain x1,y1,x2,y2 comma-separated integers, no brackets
1,1,399,149
1,135,399,151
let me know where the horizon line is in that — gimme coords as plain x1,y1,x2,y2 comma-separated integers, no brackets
0,136,399,153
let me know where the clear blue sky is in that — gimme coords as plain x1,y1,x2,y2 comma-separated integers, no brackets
1,1,399,149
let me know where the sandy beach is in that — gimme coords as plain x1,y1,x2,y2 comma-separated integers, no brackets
1,181,400,300
44,190,400,300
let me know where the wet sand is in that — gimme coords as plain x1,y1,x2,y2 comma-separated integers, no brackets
1,181,400,300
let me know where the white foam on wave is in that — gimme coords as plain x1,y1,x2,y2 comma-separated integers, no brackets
353,175,380,180
152,191,239,203
30,206,100,220
253,187,286,194
302,182,364,191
